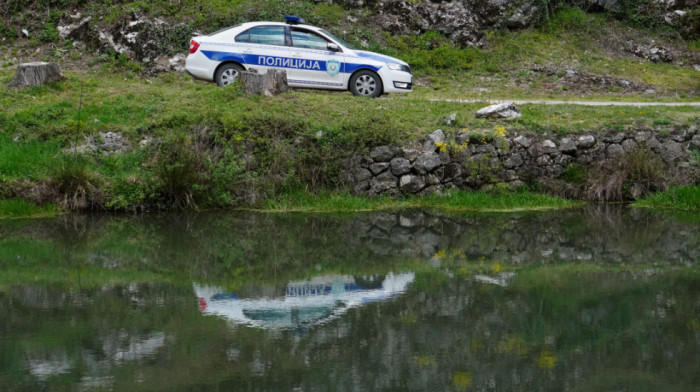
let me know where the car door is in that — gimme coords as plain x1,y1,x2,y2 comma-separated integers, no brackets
286,27,346,89
234,25,288,74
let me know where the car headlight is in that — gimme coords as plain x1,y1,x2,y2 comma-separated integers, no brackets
386,63,411,73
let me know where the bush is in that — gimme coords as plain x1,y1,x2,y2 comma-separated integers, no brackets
152,135,206,210
38,23,59,43
50,154,103,210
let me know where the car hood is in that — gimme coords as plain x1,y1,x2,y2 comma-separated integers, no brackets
352,50,408,66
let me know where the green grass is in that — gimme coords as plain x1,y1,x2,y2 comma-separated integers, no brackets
260,189,579,213
0,199,63,219
632,186,700,210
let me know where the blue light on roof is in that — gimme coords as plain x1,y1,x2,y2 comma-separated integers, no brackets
284,16,305,25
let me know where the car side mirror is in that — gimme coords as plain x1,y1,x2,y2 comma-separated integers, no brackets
327,43,341,52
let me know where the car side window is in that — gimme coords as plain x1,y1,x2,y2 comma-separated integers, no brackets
235,26,286,46
291,29,330,51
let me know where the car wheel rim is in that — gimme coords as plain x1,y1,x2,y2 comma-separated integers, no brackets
355,75,376,96
220,69,239,86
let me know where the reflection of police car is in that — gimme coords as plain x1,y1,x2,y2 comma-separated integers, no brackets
194,272,415,329
185,16,413,97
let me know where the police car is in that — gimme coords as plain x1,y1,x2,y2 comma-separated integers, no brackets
185,16,413,97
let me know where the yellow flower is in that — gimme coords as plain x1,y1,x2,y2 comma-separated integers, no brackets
538,350,558,369
452,372,472,390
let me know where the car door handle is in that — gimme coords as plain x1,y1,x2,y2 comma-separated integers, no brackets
243,49,253,53
292,53,303,58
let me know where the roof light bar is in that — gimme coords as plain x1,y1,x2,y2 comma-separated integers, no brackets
284,16,305,25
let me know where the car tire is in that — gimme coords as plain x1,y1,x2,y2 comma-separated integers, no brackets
215,63,244,87
349,70,382,98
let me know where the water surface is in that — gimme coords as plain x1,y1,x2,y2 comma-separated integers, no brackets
0,206,698,391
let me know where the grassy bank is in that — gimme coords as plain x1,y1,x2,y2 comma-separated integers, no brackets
0,69,697,214
262,190,579,213
0,199,62,219
632,185,700,210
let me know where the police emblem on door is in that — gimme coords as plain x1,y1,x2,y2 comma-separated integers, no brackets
326,60,340,76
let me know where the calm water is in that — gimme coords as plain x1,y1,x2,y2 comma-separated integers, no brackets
0,206,698,391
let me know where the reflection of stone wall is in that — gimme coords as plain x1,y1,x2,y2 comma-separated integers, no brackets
346,128,700,199
345,206,700,266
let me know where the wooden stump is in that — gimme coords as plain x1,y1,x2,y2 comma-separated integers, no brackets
240,69,288,96
7,62,63,88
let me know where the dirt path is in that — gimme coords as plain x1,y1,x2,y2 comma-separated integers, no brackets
429,99,700,107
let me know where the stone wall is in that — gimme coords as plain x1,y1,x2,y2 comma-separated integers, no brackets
346,126,700,199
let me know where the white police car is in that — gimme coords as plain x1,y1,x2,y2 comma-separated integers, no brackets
185,16,413,97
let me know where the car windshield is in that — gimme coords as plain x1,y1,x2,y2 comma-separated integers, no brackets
318,29,357,50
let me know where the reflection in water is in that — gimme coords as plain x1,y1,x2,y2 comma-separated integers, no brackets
195,273,415,329
0,207,698,391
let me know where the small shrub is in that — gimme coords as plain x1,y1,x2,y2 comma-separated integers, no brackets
152,135,206,210
50,155,103,210
561,163,588,184
586,147,667,201
38,23,59,43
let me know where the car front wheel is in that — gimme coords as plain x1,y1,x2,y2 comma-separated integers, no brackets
215,63,244,87
349,70,382,98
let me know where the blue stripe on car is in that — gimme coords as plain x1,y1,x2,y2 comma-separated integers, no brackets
201,51,381,73
354,51,401,64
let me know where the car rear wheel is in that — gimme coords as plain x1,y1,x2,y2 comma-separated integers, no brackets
215,63,244,87
349,70,382,98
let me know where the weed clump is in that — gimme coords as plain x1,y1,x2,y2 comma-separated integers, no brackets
586,148,667,201
50,155,103,210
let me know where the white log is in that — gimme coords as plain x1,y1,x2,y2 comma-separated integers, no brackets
7,62,64,88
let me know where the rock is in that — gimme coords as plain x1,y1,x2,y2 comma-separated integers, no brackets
474,144,497,155
441,113,457,125
660,141,685,165
504,153,524,169
456,132,469,145
606,144,624,158
604,132,626,143
390,157,412,176
7,62,63,88
401,148,421,162
370,146,399,162
423,129,446,151
354,168,373,183
413,153,442,174
634,131,652,143
419,184,445,197
425,173,441,185
513,135,531,148
691,135,700,149
621,139,638,152
98,131,128,154
559,138,577,154
541,140,557,154
399,175,426,193
443,163,462,180
577,135,596,149
369,162,390,175
370,171,398,194
476,103,522,119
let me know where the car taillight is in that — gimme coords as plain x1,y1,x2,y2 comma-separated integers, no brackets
189,40,200,54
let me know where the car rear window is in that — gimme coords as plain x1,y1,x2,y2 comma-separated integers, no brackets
236,26,286,46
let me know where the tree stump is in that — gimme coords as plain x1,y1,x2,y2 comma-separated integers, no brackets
7,62,63,88
240,69,288,96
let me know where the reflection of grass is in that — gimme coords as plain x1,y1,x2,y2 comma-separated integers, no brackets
261,189,579,213
632,186,700,210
